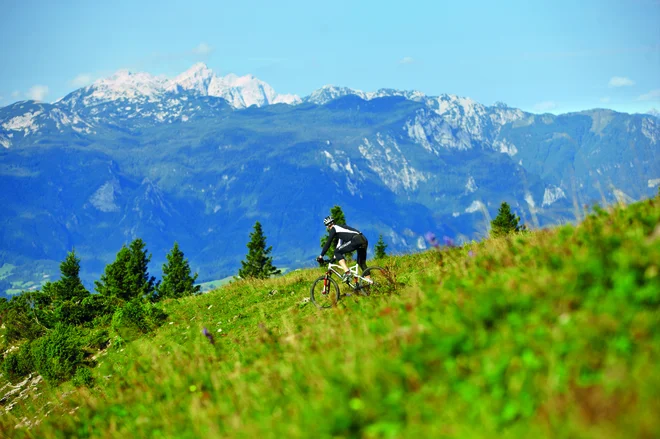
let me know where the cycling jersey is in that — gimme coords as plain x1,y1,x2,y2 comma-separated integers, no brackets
320,224,363,257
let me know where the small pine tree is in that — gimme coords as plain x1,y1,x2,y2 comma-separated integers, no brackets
238,222,281,279
374,234,388,259
95,238,157,301
490,202,522,237
320,205,347,260
43,250,90,302
157,242,201,300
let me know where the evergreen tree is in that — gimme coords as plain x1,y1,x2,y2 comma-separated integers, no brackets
157,242,201,300
95,239,157,301
43,250,89,302
41,250,92,326
320,205,347,260
374,234,388,259
238,222,281,279
490,202,522,237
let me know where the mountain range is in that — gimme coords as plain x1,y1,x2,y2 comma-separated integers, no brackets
1,63,658,296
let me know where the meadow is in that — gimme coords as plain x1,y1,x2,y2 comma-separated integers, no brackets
1,195,659,438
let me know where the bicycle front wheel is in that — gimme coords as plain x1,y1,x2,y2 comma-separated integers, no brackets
360,266,396,296
310,276,340,309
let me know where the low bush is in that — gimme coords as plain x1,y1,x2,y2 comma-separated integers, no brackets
31,324,85,384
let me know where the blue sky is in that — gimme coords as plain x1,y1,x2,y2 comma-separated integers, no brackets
1,0,659,114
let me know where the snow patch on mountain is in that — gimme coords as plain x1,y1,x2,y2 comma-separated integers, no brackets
465,176,478,194
404,109,471,152
493,138,518,156
648,178,660,188
641,118,658,144
322,150,340,172
2,110,43,135
86,70,168,104
90,181,121,212
465,200,486,213
359,135,427,194
305,85,425,105
542,186,566,207
0,135,10,149
525,192,536,210
425,95,488,140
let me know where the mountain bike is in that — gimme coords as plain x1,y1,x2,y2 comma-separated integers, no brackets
310,258,395,309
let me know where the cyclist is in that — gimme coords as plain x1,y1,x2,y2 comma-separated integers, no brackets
317,216,369,283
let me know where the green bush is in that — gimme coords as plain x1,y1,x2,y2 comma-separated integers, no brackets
83,329,110,351
1,342,35,383
31,324,85,384
111,299,167,339
72,366,94,388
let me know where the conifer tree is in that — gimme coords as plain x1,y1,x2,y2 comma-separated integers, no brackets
320,205,347,260
374,234,388,259
43,250,89,302
238,222,281,279
157,242,201,300
490,202,522,237
95,238,157,301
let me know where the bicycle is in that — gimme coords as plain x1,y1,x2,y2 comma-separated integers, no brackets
310,258,394,309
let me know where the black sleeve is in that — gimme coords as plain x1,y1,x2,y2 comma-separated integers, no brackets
320,227,336,256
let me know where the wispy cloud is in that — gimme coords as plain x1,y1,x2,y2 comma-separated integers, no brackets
11,91,20,98
191,43,213,55
399,56,414,64
533,101,558,112
26,85,49,101
638,89,660,101
608,76,635,87
600,96,611,103
70,74,94,87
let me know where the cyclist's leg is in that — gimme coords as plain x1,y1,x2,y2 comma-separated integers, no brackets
334,246,350,273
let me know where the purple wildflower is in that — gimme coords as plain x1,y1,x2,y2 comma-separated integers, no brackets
443,236,455,247
202,327,215,345
425,232,439,248
468,250,475,258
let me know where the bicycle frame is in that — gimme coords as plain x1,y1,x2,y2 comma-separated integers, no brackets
324,262,373,290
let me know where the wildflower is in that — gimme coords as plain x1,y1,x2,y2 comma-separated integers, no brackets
202,327,215,345
425,232,439,248
443,236,455,247
468,250,475,258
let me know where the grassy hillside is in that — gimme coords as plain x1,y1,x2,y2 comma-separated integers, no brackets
1,196,659,438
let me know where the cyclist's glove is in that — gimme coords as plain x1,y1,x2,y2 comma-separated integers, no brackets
316,255,324,264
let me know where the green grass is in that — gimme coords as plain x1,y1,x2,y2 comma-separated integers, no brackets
1,197,659,438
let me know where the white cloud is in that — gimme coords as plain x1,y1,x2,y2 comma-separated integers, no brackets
70,73,93,87
26,85,49,101
608,76,635,87
11,90,20,98
399,56,414,64
600,96,611,103
192,43,213,55
638,89,660,101
533,101,558,112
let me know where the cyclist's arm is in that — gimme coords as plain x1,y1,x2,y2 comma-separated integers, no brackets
320,227,336,257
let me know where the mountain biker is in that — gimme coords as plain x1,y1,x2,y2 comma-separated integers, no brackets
317,216,369,283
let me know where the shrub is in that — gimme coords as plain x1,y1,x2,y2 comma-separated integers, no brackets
1,342,35,383
31,324,85,384
72,366,94,388
111,299,167,340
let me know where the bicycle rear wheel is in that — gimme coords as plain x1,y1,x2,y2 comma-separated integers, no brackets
360,266,396,296
310,276,340,309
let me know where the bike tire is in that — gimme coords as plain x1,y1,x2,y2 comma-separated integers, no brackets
360,266,395,296
310,276,340,309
